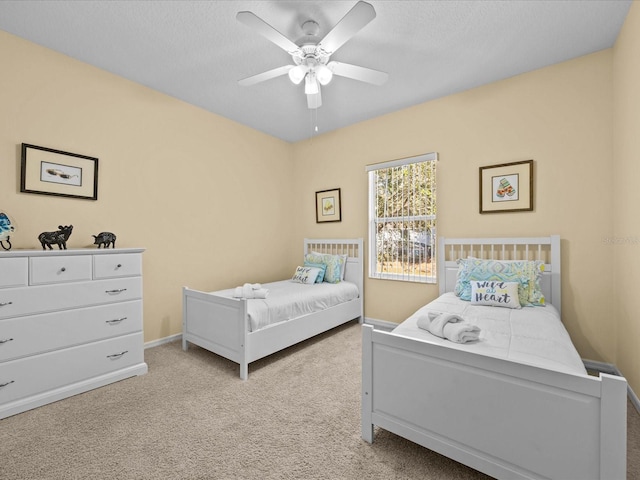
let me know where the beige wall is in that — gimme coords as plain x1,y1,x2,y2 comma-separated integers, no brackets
293,50,615,364
0,30,296,342
613,1,640,393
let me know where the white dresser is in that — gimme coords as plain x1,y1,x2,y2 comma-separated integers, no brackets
0,248,147,419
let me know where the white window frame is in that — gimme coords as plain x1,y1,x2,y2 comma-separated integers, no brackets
366,152,437,283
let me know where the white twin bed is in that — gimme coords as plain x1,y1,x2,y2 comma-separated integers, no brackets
362,235,628,480
182,238,363,380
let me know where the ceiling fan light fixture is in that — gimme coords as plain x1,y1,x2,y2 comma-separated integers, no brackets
288,65,307,84
315,64,333,85
305,72,319,95
237,2,386,110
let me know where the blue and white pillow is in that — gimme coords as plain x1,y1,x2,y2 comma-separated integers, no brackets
303,261,327,283
291,266,321,284
312,252,348,280
470,280,521,309
455,258,545,306
304,253,345,283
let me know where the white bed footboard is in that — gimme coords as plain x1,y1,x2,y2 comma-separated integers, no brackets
182,288,250,378
361,325,627,480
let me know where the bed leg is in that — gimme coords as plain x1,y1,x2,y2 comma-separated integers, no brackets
361,324,374,443
240,363,248,381
182,337,188,351
362,418,374,444
600,373,627,479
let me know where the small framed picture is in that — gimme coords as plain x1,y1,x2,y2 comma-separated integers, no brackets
21,143,99,200
479,160,533,213
316,188,342,223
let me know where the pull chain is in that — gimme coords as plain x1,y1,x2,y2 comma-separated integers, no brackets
312,108,318,135
309,107,319,141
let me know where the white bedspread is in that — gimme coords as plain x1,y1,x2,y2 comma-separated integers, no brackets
212,280,360,332
392,292,587,376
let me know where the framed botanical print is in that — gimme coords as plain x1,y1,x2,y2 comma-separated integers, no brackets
316,188,341,223
479,160,533,213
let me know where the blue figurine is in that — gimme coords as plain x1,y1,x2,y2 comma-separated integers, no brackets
0,212,14,251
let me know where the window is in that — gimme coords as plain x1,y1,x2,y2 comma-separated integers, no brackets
367,152,437,283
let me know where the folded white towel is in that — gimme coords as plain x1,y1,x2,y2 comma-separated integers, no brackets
416,311,480,344
233,283,269,299
416,314,432,331
442,321,481,343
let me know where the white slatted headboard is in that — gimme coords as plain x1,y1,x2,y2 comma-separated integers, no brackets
304,238,364,294
438,236,561,314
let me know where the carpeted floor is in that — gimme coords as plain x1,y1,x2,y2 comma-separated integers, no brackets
1,321,638,479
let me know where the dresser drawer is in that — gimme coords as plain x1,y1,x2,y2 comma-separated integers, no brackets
0,258,28,288
30,255,92,285
0,333,144,405
93,253,142,279
0,300,142,362
0,277,142,319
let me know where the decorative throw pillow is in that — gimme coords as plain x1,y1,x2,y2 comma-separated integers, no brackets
338,254,348,280
471,281,521,309
313,252,348,280
497,259,546,306
304,253,345,283
455,258,545,306
303,261,327,283
291,266,321,284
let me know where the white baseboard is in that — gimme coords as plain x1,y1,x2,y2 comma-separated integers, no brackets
144,333,182,349
363,317,398,331
583,359,640,414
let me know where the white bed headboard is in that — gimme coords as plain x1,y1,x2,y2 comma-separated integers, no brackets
438,235,561,314
304,238,364,293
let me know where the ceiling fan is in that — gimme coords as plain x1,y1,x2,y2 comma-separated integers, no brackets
236,1,388,109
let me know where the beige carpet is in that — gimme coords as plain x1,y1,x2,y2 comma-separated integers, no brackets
1,321,638,480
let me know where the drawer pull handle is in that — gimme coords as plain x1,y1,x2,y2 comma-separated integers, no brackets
0,380,15,388
105,289,127,294
60,267,66,272
0,302,13,307
105,317,127,325
116,264,122,268
0,338,14,344
107,351,128,359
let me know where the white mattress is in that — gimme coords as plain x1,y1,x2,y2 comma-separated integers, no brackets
392,292,587,376
212,280,360,332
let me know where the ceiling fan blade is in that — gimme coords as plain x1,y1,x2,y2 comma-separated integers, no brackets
317,1,376,55
307,87,322,109
328,61,388,86
238,65,293,86
236,11,301,55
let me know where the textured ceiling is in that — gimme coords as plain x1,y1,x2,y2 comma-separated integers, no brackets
0,1,632,143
